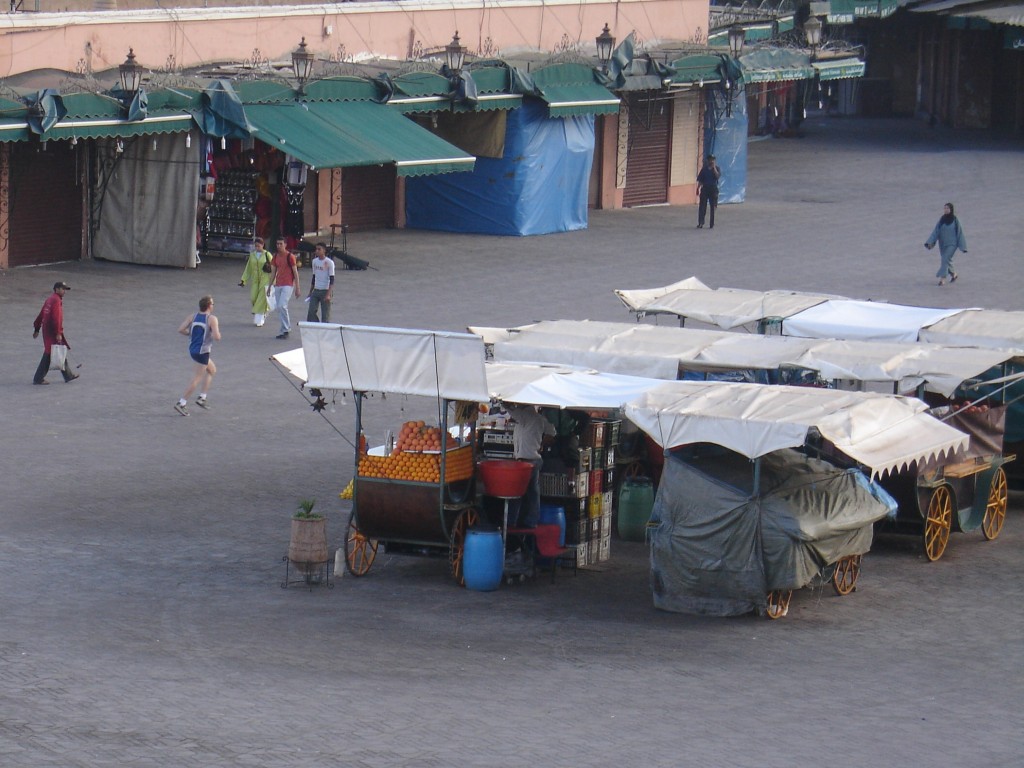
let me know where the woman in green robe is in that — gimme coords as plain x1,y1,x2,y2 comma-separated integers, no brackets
239,237,274,326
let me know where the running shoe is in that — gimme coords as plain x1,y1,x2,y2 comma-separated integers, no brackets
174,402,190,416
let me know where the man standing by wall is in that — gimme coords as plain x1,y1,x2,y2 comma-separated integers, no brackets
306,242,335,323
505,403,556,529
32,281,79,385
696,154,721,229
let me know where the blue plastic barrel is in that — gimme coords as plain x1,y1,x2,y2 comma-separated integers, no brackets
463,529,504,591
539,504,566,547
617,477,655,542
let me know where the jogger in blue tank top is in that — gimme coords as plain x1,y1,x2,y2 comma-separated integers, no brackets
175,295,221,416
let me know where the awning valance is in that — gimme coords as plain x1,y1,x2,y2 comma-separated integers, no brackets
826,0,899,23
813,58,867,80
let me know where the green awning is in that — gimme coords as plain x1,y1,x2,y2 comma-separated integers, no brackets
245,101,474,176
535,84,619,116
310,102,474,176
826,0,899,23
40,113,194,141
531,63,620,117
0,119,31,142
739,49,815,83
813,58,866,80
669,54,728,86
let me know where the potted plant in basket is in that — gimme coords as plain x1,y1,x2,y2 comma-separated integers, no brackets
288,499,328,575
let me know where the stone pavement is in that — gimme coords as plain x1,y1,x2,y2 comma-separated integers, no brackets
1,118,1021,767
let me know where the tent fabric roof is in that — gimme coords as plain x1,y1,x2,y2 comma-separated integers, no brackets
297,323,489,401
624,381,969,478
477,319,1019,397
282,325,970,479
618,284,837,329
783,300,965,342
921,309,1024,350
669,54,728,86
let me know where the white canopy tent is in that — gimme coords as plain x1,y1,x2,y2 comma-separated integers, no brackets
275,329,970,481
297,322,489,401
615,279,839,330
783,301,964,343
624,381,969,479
471,319,1019,397
616,278,1024,352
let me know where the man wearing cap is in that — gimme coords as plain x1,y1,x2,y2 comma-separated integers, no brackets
696,154,721,229
32,281,79,385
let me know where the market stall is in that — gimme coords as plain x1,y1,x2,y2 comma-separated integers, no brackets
475,318,1017,559
624,381,971,617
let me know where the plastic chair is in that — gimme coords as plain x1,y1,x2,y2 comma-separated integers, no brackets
507,524,577,582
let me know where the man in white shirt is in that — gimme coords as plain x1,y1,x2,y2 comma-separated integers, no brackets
306,242,336,323
506,403,556,528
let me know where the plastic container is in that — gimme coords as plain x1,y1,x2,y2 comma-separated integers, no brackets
539,504,566,547
463,529,504,591
617,477,655,542
478,459,534,498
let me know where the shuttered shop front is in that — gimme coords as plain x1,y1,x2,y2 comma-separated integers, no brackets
8,144,83,267
341,166,396,231
622,96,672,208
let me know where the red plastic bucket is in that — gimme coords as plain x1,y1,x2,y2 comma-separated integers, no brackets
478,459,534,497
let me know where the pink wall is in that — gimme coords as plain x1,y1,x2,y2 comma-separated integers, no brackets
0,0,708,78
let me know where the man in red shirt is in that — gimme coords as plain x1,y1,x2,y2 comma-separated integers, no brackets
32,281,79,385
268,237,302,340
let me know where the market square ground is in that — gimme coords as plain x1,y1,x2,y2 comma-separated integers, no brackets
1,118,1022,767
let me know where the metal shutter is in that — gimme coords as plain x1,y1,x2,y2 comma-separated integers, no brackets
341,165,396,231
8,144,83,267
622,96,672,208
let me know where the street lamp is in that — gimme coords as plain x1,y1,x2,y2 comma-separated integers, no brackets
727,24,745,59
444,31,466,74
596,23,615,69
291,37,316,94
119,48,143,98
804,16,823,56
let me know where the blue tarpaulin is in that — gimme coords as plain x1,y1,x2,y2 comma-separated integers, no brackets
405,100,594,236
703,83,748,204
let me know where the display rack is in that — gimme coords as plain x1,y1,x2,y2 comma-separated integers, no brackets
202,169,258,257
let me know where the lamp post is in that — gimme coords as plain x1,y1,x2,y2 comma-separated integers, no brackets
291,37,316,95
444,31,466,75
727,24,745,60
596,23,615,71
118,48,143,98
805,16,822,59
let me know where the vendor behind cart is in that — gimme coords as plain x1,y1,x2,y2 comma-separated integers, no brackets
505,403,556,528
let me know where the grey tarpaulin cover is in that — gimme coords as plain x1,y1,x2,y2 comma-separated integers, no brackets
649,449,895,617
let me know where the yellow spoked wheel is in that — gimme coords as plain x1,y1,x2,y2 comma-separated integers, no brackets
344,510,378,577
448,508,480,585
923,485,953,562
831,554,862,596
982,467,1007,541
765,589,793,620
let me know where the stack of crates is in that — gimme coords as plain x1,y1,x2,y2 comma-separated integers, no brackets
578,418,621,565
540,445,592,567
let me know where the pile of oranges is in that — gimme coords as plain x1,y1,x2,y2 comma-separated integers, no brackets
395,421,459,453
358,444,474,484
356,421,473,483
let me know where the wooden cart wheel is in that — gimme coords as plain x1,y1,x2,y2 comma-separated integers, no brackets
448,507,480,585
831,554,862,596
982,467,1008,541
923,485,953,562
765,589,792,620
344,509,378,577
